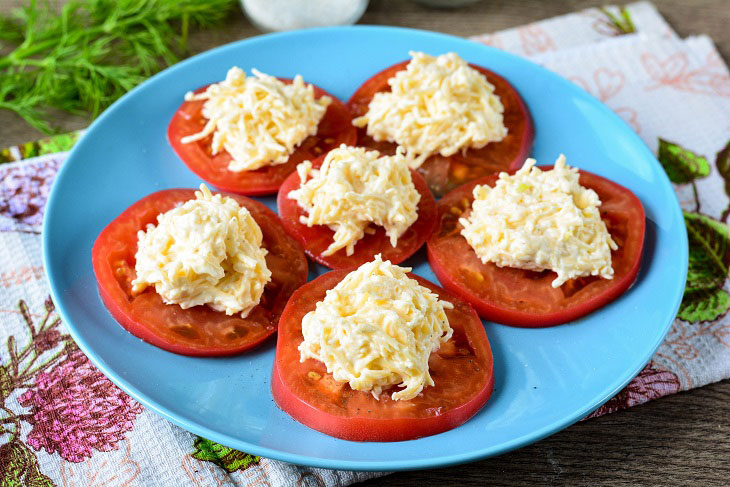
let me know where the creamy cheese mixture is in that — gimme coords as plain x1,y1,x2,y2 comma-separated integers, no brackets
288,145,420,256
352,51,507,168
299,255,453,401
132,185,271,316
459,155,617,287
181,66,331,172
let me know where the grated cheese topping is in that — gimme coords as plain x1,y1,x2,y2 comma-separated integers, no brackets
459,155,618,287
288,145,420,256
299,255,453,401
352,51,507,168
181,66,331,172
132,184,271,316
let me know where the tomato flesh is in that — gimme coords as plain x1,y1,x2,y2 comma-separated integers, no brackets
427,168,645,326
92,189,308,356
272,270,494,442
168,81,357,196
276,155,437,269
347,61,534,196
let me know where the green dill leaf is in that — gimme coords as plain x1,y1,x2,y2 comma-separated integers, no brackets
0,0,236,134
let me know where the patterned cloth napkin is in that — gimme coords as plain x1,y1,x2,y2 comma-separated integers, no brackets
1,2,729,485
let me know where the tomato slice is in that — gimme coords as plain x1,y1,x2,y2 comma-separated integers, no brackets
427,168,646,327
347,60,534,196
168,80,357,196
276,155,437,269
92,189,308,356
272,270,494,442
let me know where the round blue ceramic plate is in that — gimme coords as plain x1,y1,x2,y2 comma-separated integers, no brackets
43,26,687,471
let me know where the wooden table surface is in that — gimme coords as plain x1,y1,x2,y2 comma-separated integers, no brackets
2,0,729,485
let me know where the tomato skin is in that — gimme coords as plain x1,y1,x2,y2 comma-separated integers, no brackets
92,189,308,356
272,270,494,442
427,168,646,327
168,81,357,196
276,154,437,269
347,60,534,196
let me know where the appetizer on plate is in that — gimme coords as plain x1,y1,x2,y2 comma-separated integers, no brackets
92,185,308,356
348,51,534,196
277,145,437,268
428,156,645,326
272,255,494,442
168,67,356,195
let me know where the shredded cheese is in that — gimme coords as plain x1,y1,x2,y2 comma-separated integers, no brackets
352,51,507,168
132,184,271,316
459,155,618,287
288,145,420,256
299,255,453,401
181,66,331,172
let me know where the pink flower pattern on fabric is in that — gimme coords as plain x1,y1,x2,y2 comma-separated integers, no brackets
517,24,556,56
0,156,61,233
642,51,730,97
18,349,143,463
586,362,681,418
568,70,641,133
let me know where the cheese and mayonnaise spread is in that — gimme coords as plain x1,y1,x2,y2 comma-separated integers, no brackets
352,51,507,168
299,255,453,401
288,145,421,256
459,155,617,287
131,185,271,317
181,66,331,172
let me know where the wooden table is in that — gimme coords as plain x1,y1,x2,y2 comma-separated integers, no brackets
2,0,729,485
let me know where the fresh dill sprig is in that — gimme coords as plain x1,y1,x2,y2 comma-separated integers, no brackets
0,0,236,134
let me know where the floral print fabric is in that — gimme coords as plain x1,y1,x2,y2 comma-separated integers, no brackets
1,2,729,486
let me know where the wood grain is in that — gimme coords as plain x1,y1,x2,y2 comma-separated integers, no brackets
360,380,730,486
1,1,729,485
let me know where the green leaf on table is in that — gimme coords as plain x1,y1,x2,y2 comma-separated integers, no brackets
657,138,710,184
191,437,259,473
678,288,730,323
36,132,80,155
716,140,730,196
685,212,730,293
0,441,54,487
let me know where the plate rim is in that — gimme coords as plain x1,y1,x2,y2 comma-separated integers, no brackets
42,24,688,471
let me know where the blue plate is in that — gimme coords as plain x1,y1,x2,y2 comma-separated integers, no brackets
43,26,687,471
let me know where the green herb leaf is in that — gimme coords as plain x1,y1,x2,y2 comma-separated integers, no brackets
191,437,259,473
0,0,236,134
678,288,730,323
657,138,710,184
685,212,730,294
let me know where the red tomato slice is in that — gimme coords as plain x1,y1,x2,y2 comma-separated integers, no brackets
347,60,534,196
92,189,308,356
168,80,357,196
272,270,494,442
276,154,437,269
427,168,646,327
